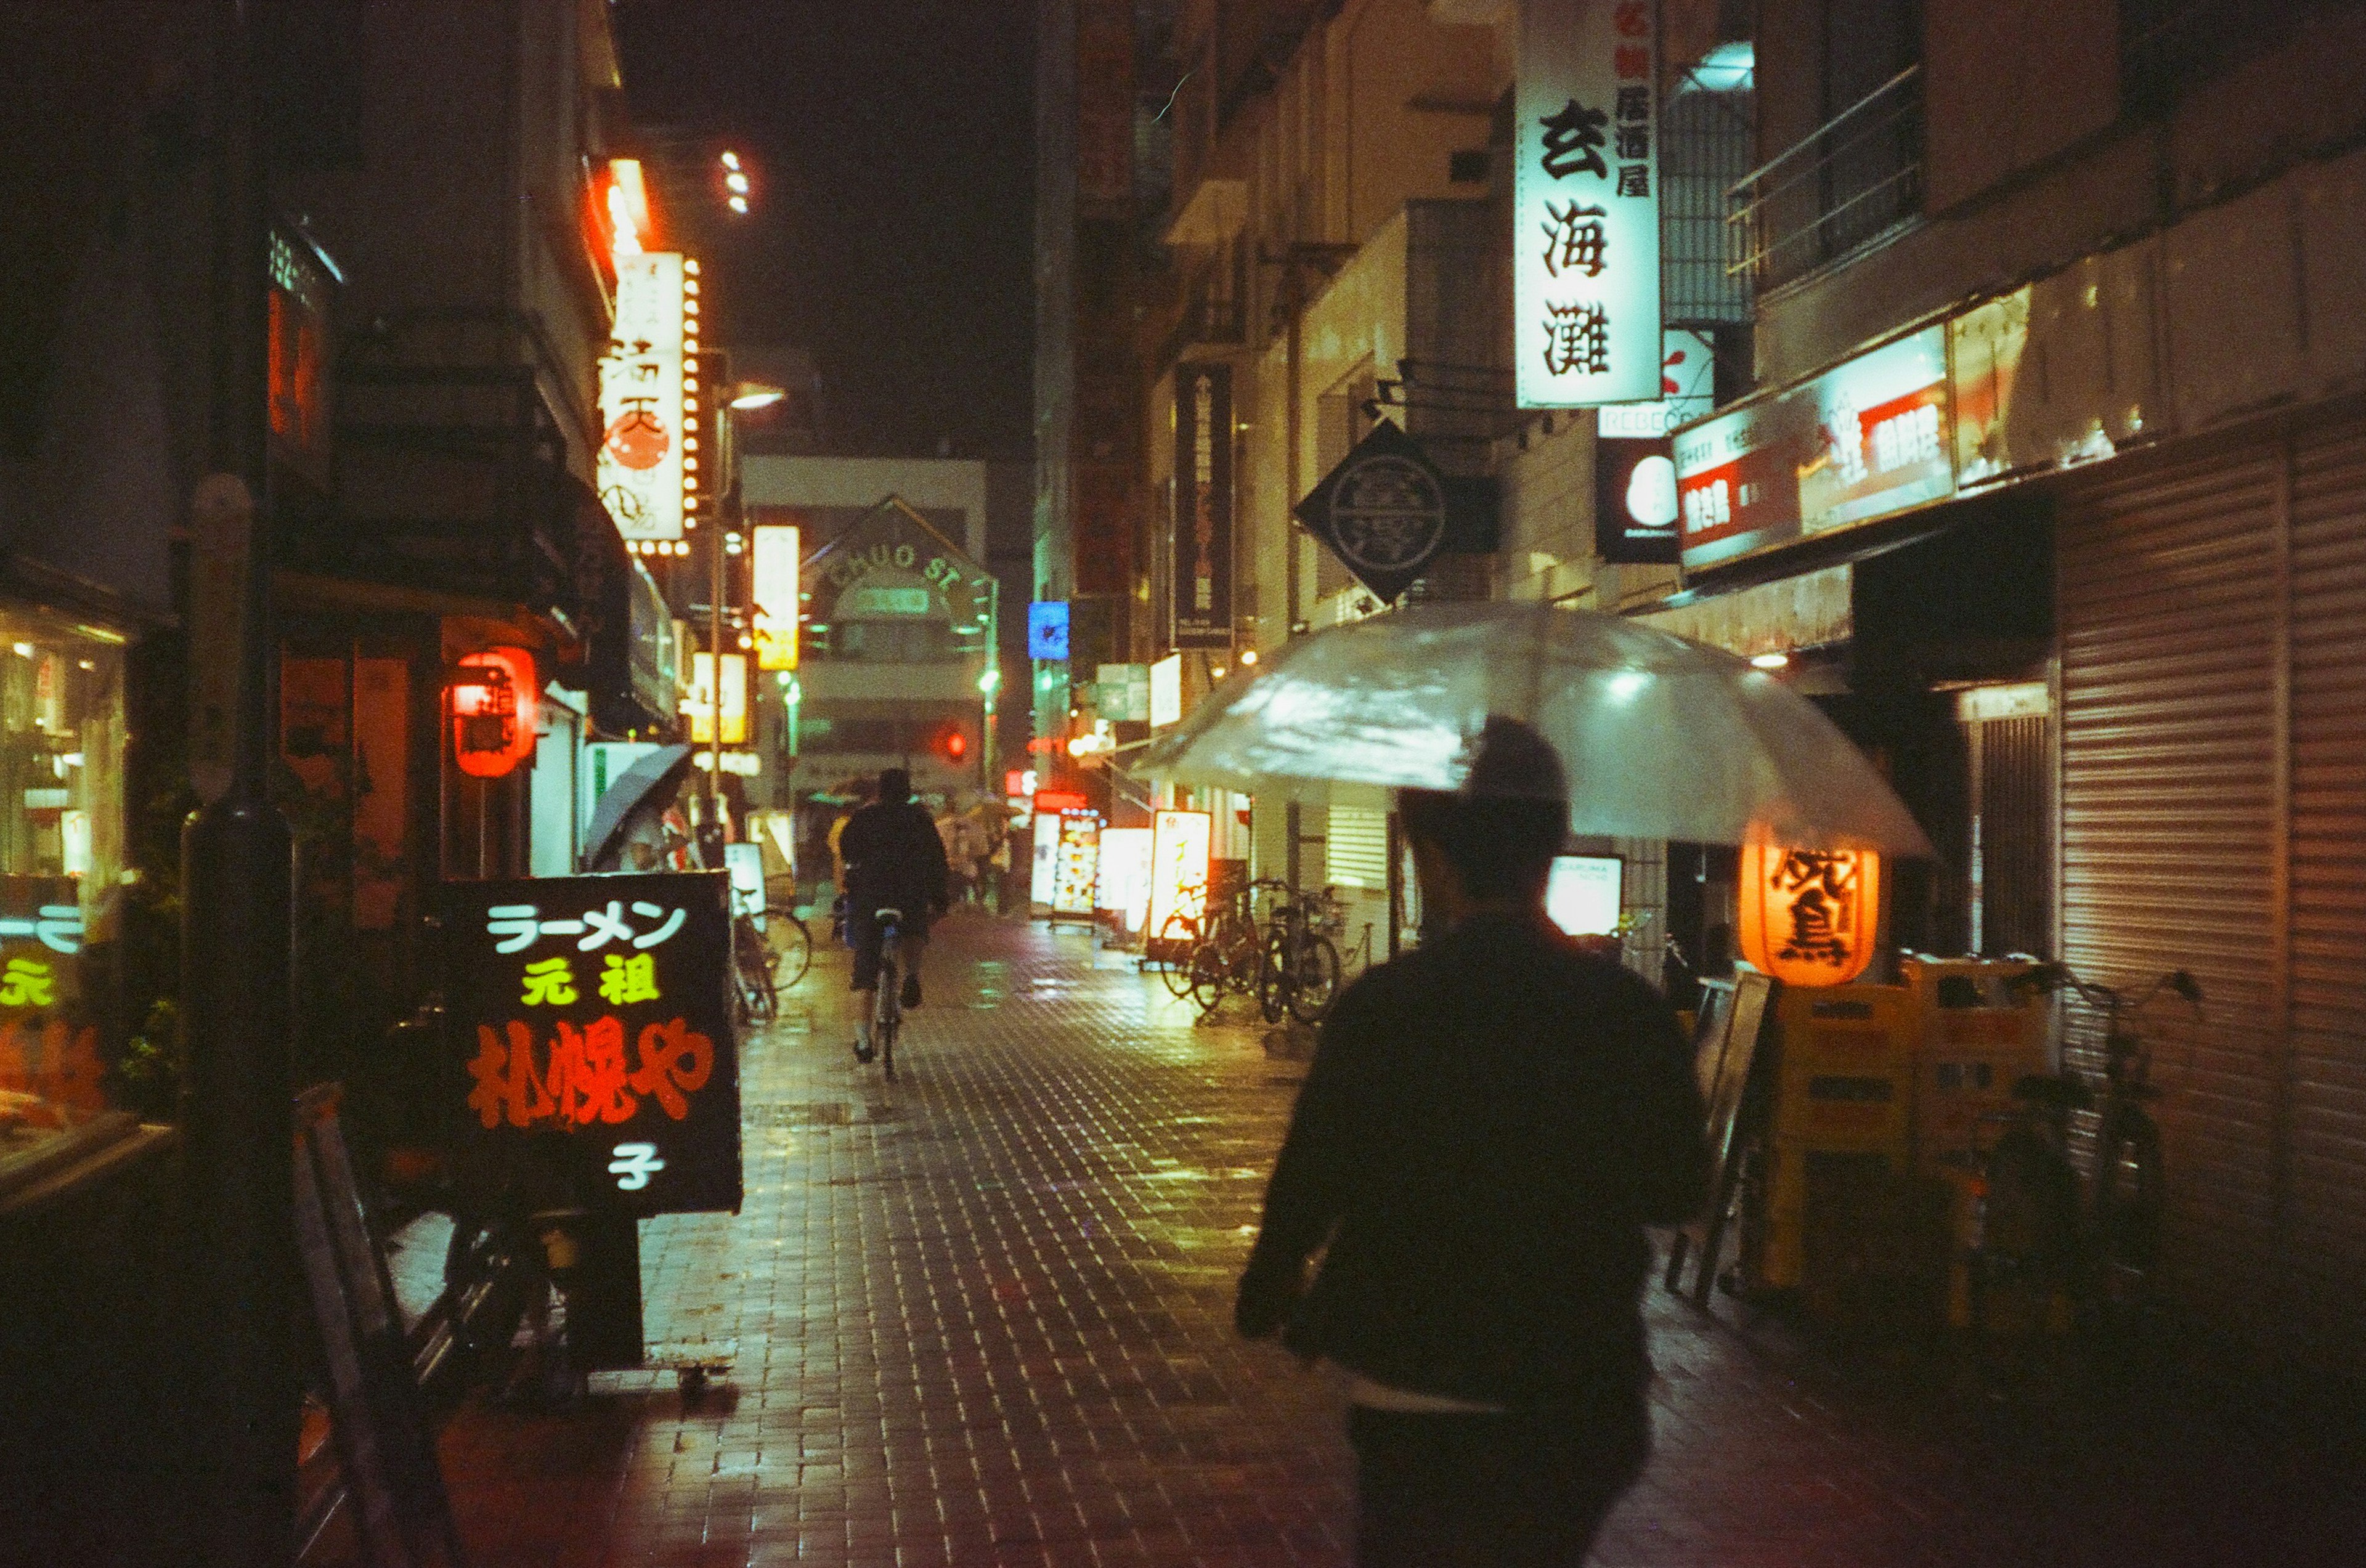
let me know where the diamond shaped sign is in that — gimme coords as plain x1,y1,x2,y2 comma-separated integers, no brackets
1291,420,1451,606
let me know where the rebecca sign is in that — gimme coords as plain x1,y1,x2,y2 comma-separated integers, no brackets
598,252,689,544
1516,0,1661,408
441,872,741,1216
1173,364,1234,649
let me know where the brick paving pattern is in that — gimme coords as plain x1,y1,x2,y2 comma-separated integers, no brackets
393,914,2365,1568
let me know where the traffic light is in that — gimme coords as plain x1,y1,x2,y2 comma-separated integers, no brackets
940,727,969,763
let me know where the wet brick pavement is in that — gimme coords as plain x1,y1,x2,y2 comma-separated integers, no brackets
376,913,2366,1567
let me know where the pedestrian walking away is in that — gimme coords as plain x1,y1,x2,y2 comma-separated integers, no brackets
1234,716,1710,1567
837,767,949,1063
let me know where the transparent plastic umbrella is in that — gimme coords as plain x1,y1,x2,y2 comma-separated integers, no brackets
1137,601,1933,854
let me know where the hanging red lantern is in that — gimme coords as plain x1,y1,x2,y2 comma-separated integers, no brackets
449,647,539,779
1736,826,1882,988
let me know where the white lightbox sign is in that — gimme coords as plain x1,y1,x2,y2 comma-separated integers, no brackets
1148,653,1183,728
1597,328,1715,439
598,252,688,542
751,524,800,671
1516,0,1661,408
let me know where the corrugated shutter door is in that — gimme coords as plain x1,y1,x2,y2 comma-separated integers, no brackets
2057,442,2285,1323
1324,806,1390,890
2287,416,2366,1352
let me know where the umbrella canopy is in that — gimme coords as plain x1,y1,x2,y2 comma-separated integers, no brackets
1137,601,1933,855
581,743,696,872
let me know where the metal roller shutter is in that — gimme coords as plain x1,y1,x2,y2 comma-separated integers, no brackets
1324,805,1391,891
2286,416,2366,1354
2057,441,2286,1327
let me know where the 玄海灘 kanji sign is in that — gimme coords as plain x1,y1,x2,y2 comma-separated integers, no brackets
1516,0,1661,408
440,871,741,1216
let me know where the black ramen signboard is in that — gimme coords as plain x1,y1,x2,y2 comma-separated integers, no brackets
440,871,741,1216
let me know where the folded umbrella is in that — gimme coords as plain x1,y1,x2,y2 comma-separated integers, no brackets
1137,601,1932,855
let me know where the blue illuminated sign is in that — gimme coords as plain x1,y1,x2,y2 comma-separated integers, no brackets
1027,601,1070,661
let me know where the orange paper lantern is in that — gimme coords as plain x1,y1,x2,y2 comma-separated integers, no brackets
1736,829,1881,988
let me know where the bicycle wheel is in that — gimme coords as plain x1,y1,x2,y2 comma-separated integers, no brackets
876,964,900,1081
1157,914,1200,997
2091,1108,2166,1278
731,924,773,1025
766,904,813,991
1285,935,1342,1025
1187,940,1230,1014
1256,935,1288,1023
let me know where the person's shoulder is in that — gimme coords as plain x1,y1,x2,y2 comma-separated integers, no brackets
1325,943,1444,1022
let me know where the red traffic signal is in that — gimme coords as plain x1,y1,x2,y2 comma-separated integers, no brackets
941,728,969,762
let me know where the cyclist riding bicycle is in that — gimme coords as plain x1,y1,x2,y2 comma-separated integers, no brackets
837,767,949,1063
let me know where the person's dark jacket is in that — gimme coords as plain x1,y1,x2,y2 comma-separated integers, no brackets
838,799,950,924
1235,911,1708,1410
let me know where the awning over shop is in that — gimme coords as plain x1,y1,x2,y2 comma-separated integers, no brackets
1633,564,1852,661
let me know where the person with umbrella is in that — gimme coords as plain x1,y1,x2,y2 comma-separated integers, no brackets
1233,717,1709,1567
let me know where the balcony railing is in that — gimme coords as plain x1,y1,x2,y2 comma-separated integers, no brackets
1726,63,1923,293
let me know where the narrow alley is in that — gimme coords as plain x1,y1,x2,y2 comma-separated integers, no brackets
387,914,2366,1568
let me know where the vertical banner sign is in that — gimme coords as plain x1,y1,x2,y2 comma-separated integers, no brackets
751,523,800,671
1516,0,1661,408
439,871,742,1216
598,252,688,544
682,652,748,745
1173,364,1234,649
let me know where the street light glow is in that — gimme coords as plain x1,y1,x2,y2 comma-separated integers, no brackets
730,384,786,410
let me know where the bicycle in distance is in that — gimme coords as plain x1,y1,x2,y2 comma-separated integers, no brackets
863,908,910,1080
1966,963,2203,1381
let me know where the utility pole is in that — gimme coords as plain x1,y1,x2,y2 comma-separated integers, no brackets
185,2,297,1562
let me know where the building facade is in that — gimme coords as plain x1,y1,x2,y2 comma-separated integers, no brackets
1676,0,2366,1378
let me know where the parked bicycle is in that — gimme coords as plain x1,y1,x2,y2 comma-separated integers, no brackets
1184,881,1266,1014
730,911,778,1026
1151,872,1214,999
1967,963,2202,1360
763,877,814,991
1254,879,1343,1025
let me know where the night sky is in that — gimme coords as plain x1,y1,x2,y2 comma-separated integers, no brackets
612,1,1036,460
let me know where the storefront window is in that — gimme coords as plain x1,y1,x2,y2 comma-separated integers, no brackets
0,609,128,1161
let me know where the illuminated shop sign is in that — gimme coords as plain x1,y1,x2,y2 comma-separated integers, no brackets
1148,654,1183,729
750,524,800,672
681,652,747,746
1051,811,1102,918
440,872,741,1215
1027,601,1070,661
1096,826,1153,933
1148,810,1211,940
1515,0,1662,407
1674,324,1954,572
1596,328,1715,440
598,252,694,548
